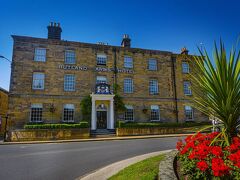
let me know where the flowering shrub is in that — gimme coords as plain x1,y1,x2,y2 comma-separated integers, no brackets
177,132,240,179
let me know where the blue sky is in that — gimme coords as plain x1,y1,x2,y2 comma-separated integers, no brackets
0,0,240,90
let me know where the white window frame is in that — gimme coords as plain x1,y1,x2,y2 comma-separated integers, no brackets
148,58,157,71
150,105,160,121
185,106,194,121
97,54,107,65
65,50,76,64
124,78,133,93
34,48,46,62
62,104,75,122
183,81,192,95
149,79,159,95
30,104,43,122
124,56,133,68
96,76,107,84
124,105,134,121
64,74,76,91
182,62,190,73
32,73,45,90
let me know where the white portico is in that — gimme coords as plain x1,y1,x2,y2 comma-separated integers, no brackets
90,84,115,130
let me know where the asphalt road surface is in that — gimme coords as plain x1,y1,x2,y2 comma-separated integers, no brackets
0,137,181,180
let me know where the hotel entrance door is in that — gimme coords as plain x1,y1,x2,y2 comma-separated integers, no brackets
97,111,107,129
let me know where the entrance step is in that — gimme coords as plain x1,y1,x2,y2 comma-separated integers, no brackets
90,129,116,138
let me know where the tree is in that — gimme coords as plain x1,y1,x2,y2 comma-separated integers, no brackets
113,83,126,112
191,40,240,141
80,95,92,122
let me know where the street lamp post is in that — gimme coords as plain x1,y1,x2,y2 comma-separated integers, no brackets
0,55,11,63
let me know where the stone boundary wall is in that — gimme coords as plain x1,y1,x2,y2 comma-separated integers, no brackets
116,127,186,136
8,128,90,141
158,150,178,180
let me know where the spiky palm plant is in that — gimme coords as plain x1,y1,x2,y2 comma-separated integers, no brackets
191,41,240,141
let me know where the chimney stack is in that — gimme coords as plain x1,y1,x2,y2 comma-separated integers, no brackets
47,22,62,40
181,47,189,55
121,34,131,48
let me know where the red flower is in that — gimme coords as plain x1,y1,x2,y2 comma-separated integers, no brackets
211,158,230,177
228,150,240,168
188,151,196,159
197,160,208,171
211,146,223,157
193,143,211,160
176,133,240,178
206,132,219,140
176,140,183,151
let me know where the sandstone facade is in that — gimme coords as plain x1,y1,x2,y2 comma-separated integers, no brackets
0,87,8,133
9,32,208,129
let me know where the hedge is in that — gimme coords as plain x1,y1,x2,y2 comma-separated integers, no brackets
116,121,211,128
24,121,89,129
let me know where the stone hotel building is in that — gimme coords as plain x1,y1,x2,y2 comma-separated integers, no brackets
9,22,207,131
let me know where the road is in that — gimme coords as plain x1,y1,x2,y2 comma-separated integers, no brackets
0,137,181,180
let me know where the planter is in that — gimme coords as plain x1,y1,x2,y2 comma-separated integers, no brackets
8,128,90,141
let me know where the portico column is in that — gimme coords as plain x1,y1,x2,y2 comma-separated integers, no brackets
110,99,114,129
91,98,96,130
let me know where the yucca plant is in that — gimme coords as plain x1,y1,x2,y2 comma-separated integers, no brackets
191,40,240,142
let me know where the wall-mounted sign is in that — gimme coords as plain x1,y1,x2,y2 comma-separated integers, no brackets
58,64,133,74
58,64,88,71
95,67,133,73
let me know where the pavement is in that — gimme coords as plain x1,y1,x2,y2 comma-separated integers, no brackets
0,136,183,180
78,149,173,180
0,133,192,145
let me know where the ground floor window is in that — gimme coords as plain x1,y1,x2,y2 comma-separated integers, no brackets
185,106,194,120
124,105,134,121
63,104,75,122
30,104,43,122
150,105,160,121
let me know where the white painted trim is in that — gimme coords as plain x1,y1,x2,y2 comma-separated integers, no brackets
90,93,115,130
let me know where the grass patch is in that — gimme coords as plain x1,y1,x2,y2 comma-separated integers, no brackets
108,154,165,180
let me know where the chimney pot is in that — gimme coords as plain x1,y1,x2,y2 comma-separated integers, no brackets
181,47,189,55
47,22,62,40
123,34,129,39
121,34,131,48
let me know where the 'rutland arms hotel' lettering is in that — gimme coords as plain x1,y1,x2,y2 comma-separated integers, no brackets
58,64,134,73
